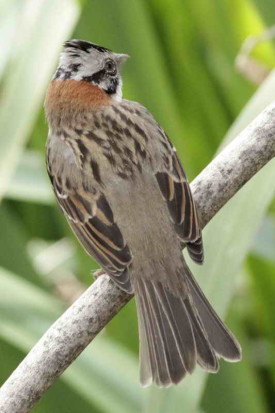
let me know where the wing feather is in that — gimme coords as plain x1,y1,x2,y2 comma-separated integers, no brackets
156,152,204,264
51,175,133,292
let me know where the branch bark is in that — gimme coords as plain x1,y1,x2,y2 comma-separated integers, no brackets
1,103,275,413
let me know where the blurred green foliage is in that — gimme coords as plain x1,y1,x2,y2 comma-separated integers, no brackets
0,0,275,412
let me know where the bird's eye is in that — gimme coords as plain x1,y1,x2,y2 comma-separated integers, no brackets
105,59,117,75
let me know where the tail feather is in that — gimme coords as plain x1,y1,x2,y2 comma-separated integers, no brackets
186,268,242,361
154,284,197,372
136,279,196,386
183,298,219,372
135,271,241,386
138,281,172,386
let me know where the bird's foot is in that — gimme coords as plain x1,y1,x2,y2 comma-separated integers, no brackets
93,268,105,280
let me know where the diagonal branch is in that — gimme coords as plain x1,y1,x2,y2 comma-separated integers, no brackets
1,103,275,413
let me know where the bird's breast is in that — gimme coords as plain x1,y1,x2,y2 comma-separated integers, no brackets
44,79,112,124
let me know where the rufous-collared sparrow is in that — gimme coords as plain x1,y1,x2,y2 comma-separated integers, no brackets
44,39,241,386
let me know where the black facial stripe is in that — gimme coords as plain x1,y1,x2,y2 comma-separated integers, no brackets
81,69,119,95
63,71,71,80
54,68,63,79
91,69,106,84
64,40,110,54
54,64,81,80
54,67,72,80
69,63,81,71
82,68,106,84
81,76,92,83
104,78,119,95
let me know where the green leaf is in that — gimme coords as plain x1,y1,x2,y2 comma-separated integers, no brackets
0,0,79,201
202,306,268,413
248,254,275,388
6,151,53,204
0,204,45,287
253,0,275,26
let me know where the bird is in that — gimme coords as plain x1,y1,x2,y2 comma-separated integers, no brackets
44,39,242,387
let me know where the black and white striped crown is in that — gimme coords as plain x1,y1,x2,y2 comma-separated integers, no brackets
64,39,111,54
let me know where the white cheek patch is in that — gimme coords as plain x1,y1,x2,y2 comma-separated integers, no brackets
113,80,123,101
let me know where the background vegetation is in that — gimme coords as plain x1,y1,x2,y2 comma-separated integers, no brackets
1,0,275,411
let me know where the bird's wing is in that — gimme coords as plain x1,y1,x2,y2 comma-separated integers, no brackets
112,100,204,264
49,172,133,292
155,149,204,264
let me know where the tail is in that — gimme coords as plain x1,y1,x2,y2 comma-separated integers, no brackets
135,272,241,387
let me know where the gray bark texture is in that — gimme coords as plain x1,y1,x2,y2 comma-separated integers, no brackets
1,102,275,412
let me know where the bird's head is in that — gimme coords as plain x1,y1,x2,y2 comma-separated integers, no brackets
54,39,129,101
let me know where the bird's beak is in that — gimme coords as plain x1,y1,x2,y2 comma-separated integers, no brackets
115,53,130,67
